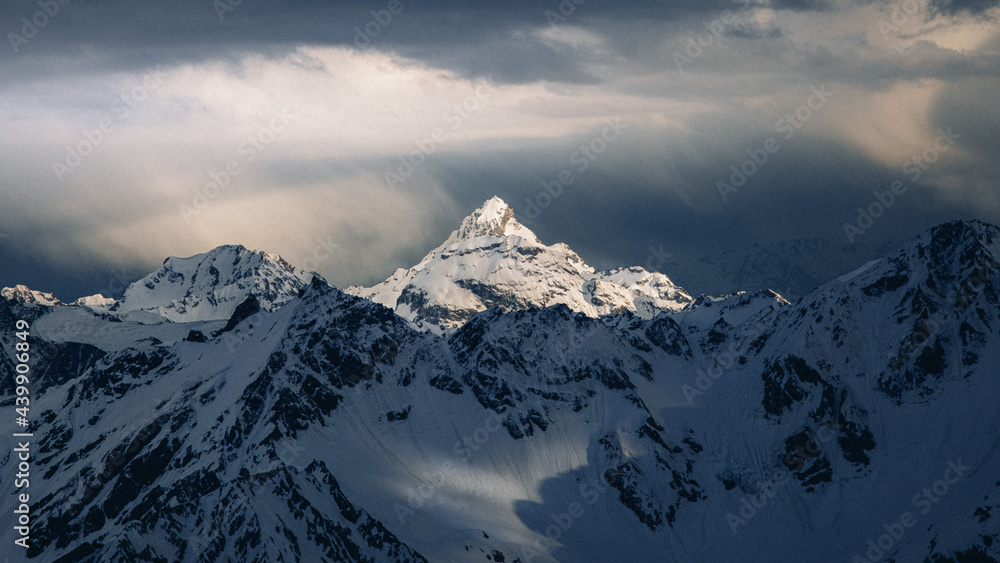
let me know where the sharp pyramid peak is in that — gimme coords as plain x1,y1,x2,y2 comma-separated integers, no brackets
473,196,512,222
445,196,539,245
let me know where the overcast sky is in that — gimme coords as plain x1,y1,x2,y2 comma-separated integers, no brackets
1,0,998,300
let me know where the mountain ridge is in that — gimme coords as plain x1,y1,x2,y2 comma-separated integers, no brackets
0,216,998,562
110,244,315,323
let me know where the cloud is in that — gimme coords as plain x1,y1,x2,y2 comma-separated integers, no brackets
1,0,998,300
768,0,840,11
0,0,846,86
83,176,457,289
927,0,1000,15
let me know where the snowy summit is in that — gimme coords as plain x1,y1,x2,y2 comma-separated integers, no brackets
1,284,62,306
347,196,693,334
113,244,315,323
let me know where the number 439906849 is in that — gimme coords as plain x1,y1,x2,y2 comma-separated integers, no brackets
14,319,31,420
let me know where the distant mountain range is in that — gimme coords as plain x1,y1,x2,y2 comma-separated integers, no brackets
1,198,997,562
664,237,899,302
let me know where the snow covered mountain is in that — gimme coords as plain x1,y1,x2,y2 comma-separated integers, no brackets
1,219,998,562
113,244,315,323
1,284,62,306
72,294,116,312
346,197,693,334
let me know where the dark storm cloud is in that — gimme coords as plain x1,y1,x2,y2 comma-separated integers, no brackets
928,0,1000,15
0,245,148,302
768,0,838,11
641,32,1000,99
0,0,838,84
723,24,785,40
9,0,990,92
792,43,1000,88
1,0,998,300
